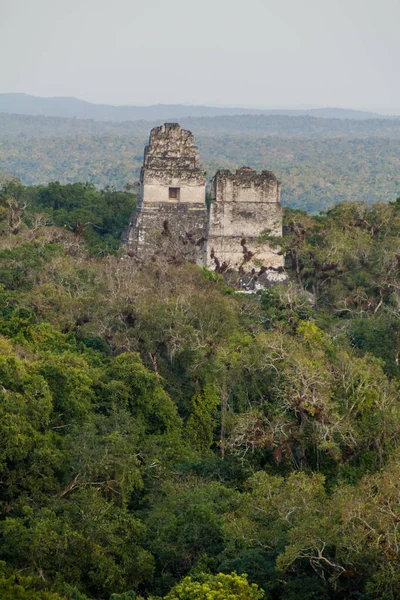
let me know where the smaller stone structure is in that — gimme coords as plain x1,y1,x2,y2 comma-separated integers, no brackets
207,167,284,283
128,123,207,264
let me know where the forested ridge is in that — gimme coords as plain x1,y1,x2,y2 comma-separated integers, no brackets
1,113,400,212
1,179,400,599
0,93,389,121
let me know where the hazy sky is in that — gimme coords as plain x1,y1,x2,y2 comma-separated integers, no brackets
1,0,399,112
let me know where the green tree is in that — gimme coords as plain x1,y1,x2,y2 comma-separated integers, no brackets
164,572,263,600
0,490,154,597
186,383,220,452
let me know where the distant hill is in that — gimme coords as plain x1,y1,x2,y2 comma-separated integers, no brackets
0,93,392,122
1,112,400,140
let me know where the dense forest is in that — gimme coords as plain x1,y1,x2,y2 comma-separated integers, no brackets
1,178,400,599
1,113,400,212
3,113,400,139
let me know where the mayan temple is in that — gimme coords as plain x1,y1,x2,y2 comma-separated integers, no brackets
128,123,285,288
127,123,208,264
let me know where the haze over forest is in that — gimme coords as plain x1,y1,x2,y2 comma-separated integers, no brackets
2,0,399,111
1,93,400,213
0,93,394,121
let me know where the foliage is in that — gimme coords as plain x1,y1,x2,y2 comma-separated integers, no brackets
163,572,264,600
0,180,400,598
0,180,136,255
0,561,67,599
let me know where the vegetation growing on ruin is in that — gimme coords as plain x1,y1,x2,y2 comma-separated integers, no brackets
1,179,400,599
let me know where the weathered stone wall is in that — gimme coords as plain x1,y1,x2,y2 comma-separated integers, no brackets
207,167,284,275
128,123,207,264
130,200,207,264
128,125,285,286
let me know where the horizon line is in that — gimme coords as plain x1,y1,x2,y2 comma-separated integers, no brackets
1,91,400,117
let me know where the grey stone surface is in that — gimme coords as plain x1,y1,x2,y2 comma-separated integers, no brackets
207,167,284,273
128,123,207,264
128,124,284,285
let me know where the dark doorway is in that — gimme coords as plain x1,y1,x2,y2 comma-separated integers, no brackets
169,187,180,200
